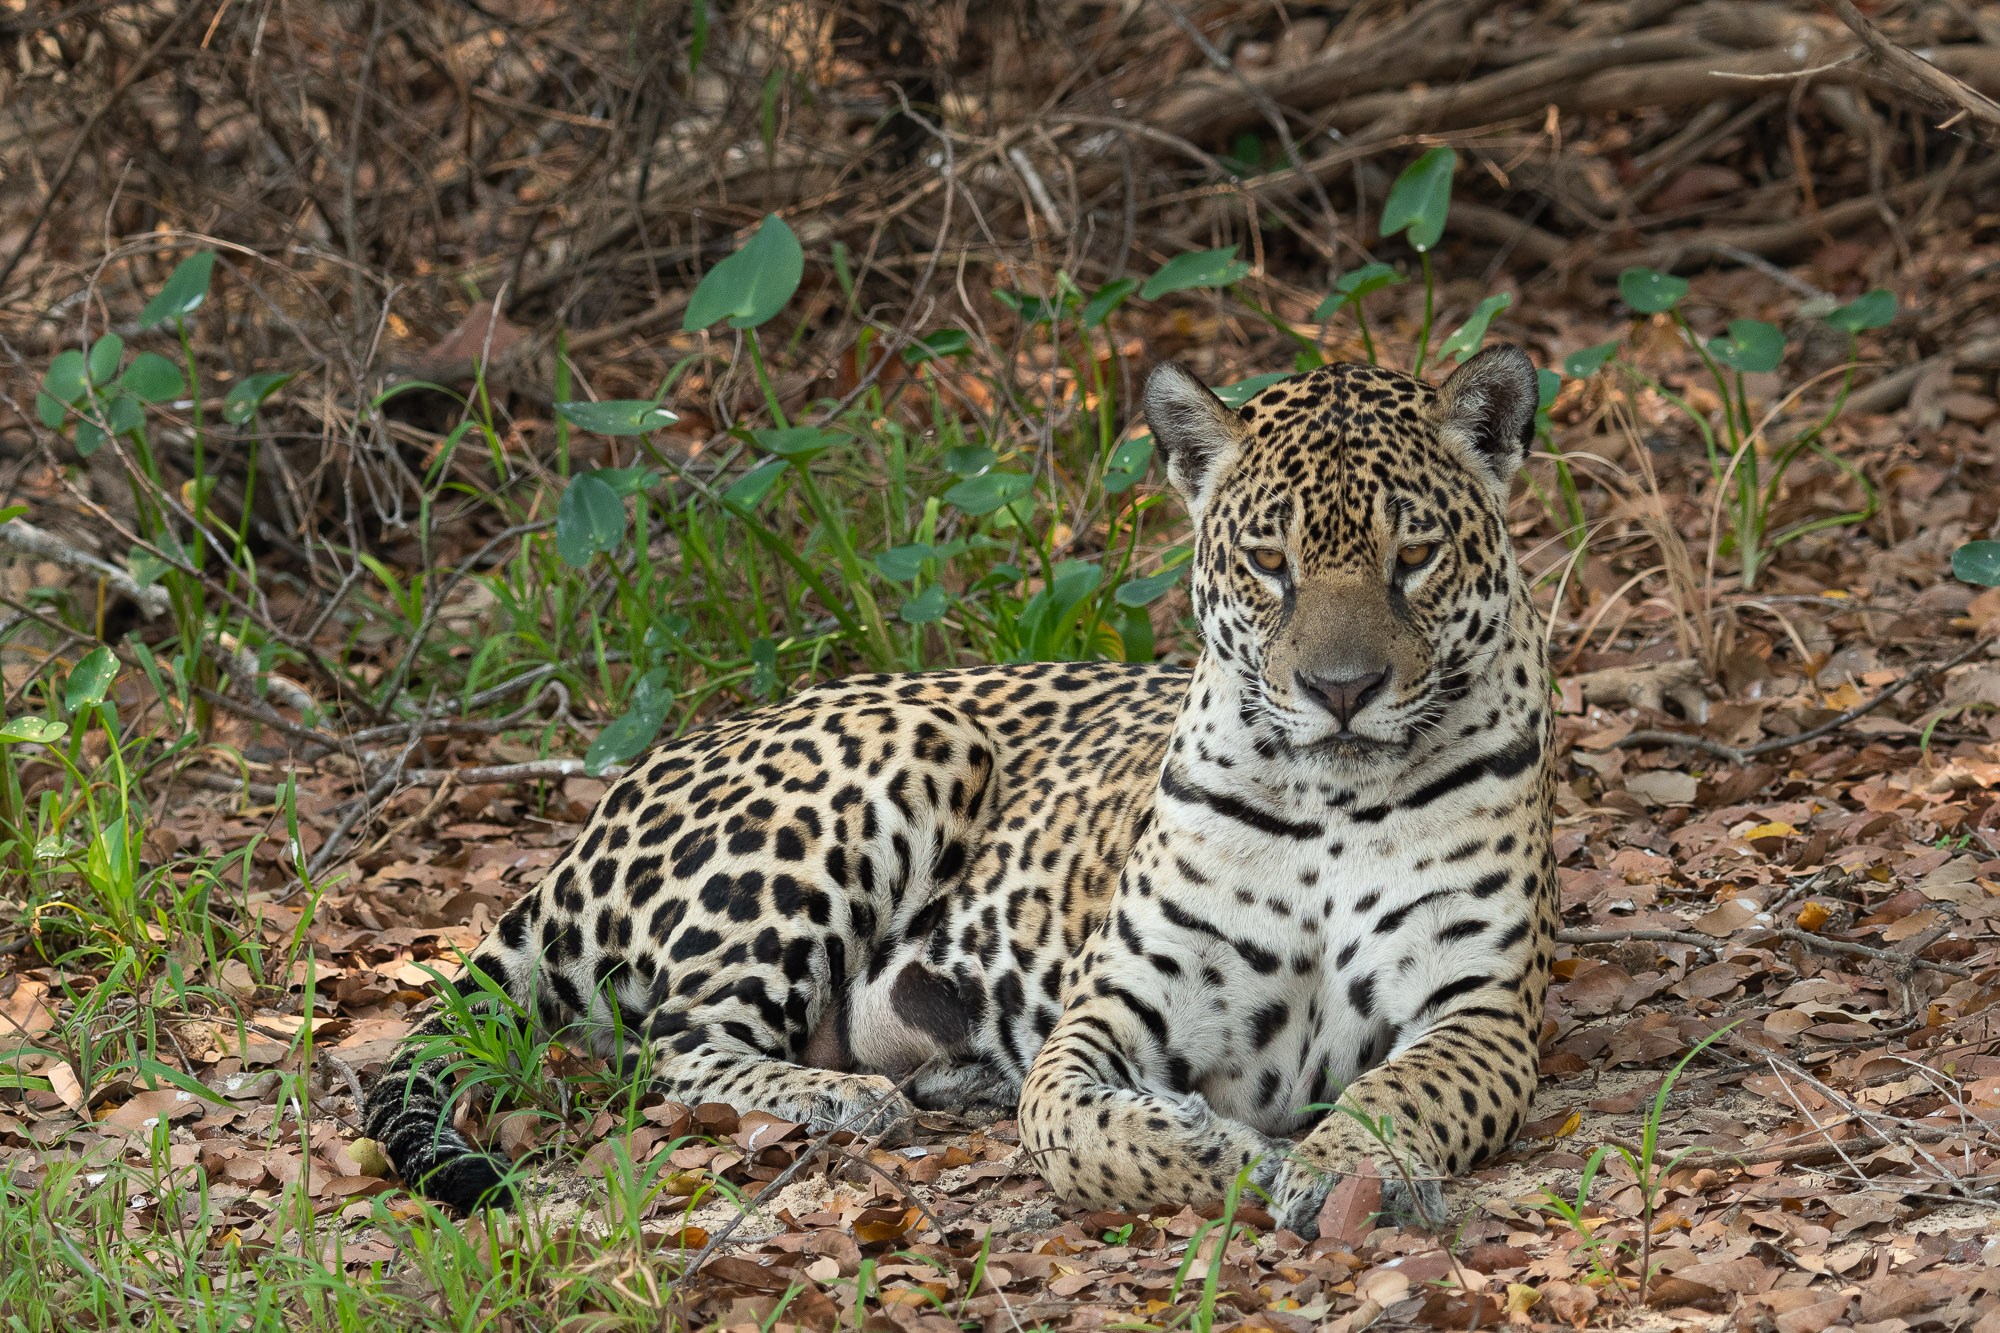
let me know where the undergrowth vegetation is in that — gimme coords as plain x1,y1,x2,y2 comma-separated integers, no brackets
0,135,1931,1330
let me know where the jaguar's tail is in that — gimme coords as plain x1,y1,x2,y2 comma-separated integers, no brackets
361,1005,515,1213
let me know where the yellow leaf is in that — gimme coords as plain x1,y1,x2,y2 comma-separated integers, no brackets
1795,902,1832,933
1506,1284,1540,1315
1743,821,1796,840
1556,1110,1582,1139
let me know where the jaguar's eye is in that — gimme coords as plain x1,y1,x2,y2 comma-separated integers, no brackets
1398,543,1435,568
1250,548,1288,573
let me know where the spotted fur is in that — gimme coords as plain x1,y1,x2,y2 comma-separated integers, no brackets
363,348,1557,1234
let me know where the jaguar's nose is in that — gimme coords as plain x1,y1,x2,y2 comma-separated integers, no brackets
1296,666,1388,730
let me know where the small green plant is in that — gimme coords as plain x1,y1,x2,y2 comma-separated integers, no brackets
1539,1022,1738,1302
1551,270,1891,590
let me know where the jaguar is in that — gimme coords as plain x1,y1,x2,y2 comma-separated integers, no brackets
362,345,1558,1236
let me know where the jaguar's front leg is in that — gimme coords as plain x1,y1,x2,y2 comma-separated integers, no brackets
1017,955,1308,1220
1276,1002,1542,1234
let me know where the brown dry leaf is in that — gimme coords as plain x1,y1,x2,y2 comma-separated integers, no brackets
101,1088,206,1136
1314,1160,1382,1248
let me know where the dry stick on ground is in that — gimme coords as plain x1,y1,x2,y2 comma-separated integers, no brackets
1555,925,1976,980
1765,1049,1996,1198
1615,634,1995,765
1826,0,2000,134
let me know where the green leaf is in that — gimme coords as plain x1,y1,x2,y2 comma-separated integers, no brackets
943,471,1032,516
1102,436,1154,495
723,458,787,510
555,473,626,567
943,445,996,478
1379,146,1455,252
1707,319,1784,374
752,427,839,459
64,646,117,711
221,372,296,424
0,716,65,745
749,638,781,697
1116,602,1155,664
899,584,951,624
1311,262,1403,319
128,545,172,588
875,543,934,582
1212,373,1290,408
1536,368,1561,412
1081,278,1139,328
992,290,1072,324
643,613,692,654
1953,541,2000,587
1563,341,1620,378
35,392,67,429
1112,548,1184,608
682,214,804,331
901,330,972,364
87,334,125,388
1619,267,1687,315
585,466,660,497
119,351,186,404
105,395,145,437
141,252,217,329
585,669,674,775
1826,289,1896,333
44,350,88,405
1140,247,1252,300
555,400,679,435
1436,292,1512,364
74,421,106,457
0,505,24,525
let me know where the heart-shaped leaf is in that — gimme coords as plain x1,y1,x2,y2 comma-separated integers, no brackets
944,471,1032,516
1102,436,1154,495
0,716,66,745
1312,262,1404,319
1436,292,1513,364
875,544,934,582
87,334,125,388
1379,147,1456,252
44,350,88,405
1563,341,1620,378
555,400,678,436
64,646,117,712
943,445,996,478
141,252,217,329
222,372,297,424
1707,319,1783,374
1115,552,1190,607
1140,247,1252,299
899,584,951,625
585,669,674,775
1081,277,1139,328
1619,267,1688,315
683,214,804,331
1953,541,2000,587
119,352,186,404
104,395,145,437
555,473,626,567
1826,289,1896,333
723,458,787,510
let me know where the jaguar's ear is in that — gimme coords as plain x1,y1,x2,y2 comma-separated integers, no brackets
1430,344,1539,496
1144,362,1245,515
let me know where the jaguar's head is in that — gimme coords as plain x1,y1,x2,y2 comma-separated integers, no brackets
1144,348,1539,761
